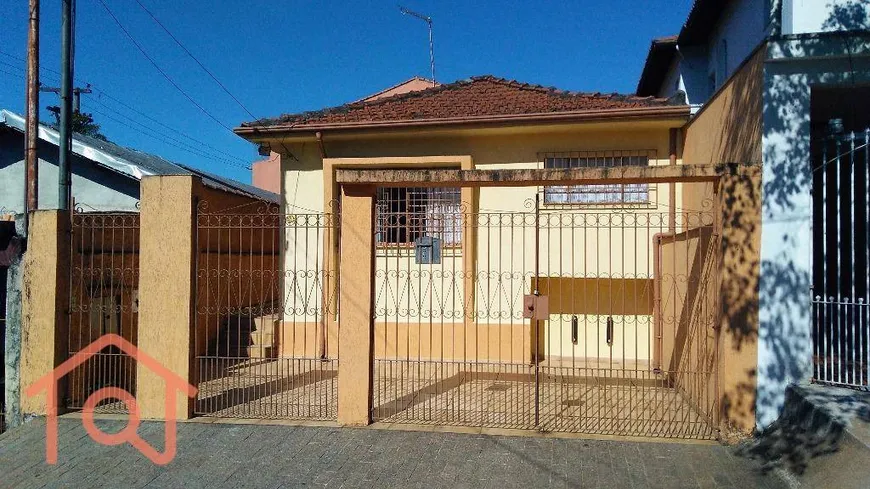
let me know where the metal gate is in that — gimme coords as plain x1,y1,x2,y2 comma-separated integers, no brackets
812,128,870,389
193,202,339,419
371,189,720,438
68,208,140,413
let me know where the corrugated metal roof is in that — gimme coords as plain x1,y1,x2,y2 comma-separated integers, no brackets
0,109,277,203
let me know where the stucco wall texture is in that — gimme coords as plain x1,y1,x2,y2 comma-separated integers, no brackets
270,118,760,433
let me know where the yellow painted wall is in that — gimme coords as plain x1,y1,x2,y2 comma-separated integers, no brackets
658,226,719,424
275,124,687,366
683,46,764,168
20,210,70,415
680,44,765,434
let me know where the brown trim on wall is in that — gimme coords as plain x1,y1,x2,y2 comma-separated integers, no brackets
335,163,758,188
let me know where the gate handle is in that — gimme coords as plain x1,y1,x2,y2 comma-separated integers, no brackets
606,316,614,346
571,315,578,345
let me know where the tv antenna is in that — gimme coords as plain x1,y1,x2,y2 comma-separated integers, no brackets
399,6,436,85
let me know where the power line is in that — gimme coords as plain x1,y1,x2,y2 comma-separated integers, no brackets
89,87,251,164
82,101,251,170
0,67,26,80
0,66,251,170
0,51,57,75
94,0,236,134
132,0,258,121
0,48,251,167
129,0,299,163
82,99,251,169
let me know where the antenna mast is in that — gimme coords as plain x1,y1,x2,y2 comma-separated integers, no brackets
399,6,435,85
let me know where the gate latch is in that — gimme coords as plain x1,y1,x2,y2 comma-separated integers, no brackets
523,295,549,320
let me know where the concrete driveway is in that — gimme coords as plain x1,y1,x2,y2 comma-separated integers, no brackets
0,418,786,489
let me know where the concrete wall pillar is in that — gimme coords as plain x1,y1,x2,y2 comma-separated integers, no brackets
137,175,196,420
337,185,375,425
20,210,70,416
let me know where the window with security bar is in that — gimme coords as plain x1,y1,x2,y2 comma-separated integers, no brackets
376,187,462,247
542,151,654,205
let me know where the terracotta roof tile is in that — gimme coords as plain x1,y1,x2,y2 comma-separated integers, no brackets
241,75,681,129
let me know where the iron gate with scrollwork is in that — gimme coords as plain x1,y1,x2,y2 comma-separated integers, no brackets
193,201,339,419
68,208,140,412
371,191,721,439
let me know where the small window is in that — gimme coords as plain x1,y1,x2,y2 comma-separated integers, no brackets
542,152,652,205
376,187,462,247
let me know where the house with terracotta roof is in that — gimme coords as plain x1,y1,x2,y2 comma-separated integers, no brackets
220,72,771,440
250,77,439,194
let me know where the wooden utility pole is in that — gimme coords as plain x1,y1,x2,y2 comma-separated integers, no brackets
25,0,40,221
58,0,75,210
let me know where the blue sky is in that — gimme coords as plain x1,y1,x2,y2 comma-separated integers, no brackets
0,1,693,184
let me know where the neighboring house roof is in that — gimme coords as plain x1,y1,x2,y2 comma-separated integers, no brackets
679,0,728,45
0,109,277,203
356,76,439,103
636,36,679,96
236,75,688,134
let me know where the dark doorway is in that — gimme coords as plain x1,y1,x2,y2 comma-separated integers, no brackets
810,85,870,388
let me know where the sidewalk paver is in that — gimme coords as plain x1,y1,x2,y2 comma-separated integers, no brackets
0,418,786,489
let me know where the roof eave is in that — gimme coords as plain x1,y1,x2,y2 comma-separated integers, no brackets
636,38,679,96
678,0,727,45
234,105,691,139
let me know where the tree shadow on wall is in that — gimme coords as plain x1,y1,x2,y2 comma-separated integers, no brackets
723,2,870,476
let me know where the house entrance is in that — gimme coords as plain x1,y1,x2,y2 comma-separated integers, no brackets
370,187,721,439
192,202,339,420
67,208,140,412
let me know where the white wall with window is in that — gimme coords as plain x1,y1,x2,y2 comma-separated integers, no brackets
782,0,870,35
704,0,769,95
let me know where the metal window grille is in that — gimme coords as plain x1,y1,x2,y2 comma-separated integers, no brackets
376,187,462,247
542,151,653,205
812,128,870,389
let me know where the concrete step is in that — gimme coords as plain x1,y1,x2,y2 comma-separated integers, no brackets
739,383,870,489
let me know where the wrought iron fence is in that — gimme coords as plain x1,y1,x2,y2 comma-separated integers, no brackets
194,202,339,419
68,210,140,413
371,195,720,439
812,128,870,389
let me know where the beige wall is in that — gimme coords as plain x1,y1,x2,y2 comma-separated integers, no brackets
671,176,762,437
137,176,196,419
274,123,687,366
683,46,764,168
679,46,765,436
658,226,719,425
137,176,280,419
20,210,70,416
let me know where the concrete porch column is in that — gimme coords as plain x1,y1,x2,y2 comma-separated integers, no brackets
20,210,70,416
337,185,375,425
137,175,196,420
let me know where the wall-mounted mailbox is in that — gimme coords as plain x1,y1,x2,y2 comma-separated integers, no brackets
522,294,549,320
415,236,441,264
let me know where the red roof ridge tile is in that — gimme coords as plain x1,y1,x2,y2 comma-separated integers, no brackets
242,75,683,129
